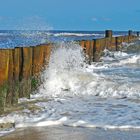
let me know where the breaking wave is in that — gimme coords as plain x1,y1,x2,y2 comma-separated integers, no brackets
53,32,102,37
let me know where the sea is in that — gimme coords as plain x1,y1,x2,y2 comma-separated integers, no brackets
0,30,129,48
0,30,140,138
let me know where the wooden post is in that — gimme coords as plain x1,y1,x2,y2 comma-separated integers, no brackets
0,49,9,113
90,40,94,62
32,45,45,77
43,44,52,66
19,47,32,98
12,48,21,104
6,49,14,106
85,41,91,64
93,39,102,62
137,32,139,37
105,30,113,38
116,37,119,51
128,30,133,36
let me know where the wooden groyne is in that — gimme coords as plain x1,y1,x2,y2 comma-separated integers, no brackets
0,30,139,114
0,44,51,114
79,30,139,62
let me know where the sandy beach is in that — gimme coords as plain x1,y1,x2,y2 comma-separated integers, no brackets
1,126,140,140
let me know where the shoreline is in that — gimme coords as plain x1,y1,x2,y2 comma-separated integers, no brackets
1,126,140,140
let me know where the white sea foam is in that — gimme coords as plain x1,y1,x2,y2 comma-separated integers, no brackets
64,123,140,130
53,32,102,37
119,55,140,65
0,129,15,137
101,49,129,62
0,33,11,36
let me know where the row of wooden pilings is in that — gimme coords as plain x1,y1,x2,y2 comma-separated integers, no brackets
0,44,51,114
79,30,139,62
0,30,139,114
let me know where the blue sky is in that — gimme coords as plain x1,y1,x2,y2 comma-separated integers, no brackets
0,0,140,31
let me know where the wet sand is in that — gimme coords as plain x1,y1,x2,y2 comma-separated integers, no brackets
1,126,140,140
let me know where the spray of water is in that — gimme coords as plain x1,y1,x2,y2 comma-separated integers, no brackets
33,41,140,100
0,16,53,48
37,41,90,97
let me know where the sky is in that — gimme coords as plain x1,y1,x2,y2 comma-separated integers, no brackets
0,0,140,31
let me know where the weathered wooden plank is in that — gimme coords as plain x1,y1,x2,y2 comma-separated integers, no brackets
0,49,9,113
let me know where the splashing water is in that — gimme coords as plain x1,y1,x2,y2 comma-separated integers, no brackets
38,41,88,97
36,41,140,99
1,41,140,137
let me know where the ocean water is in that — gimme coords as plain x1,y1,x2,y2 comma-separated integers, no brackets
0,30,129,48
0,31,140,137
